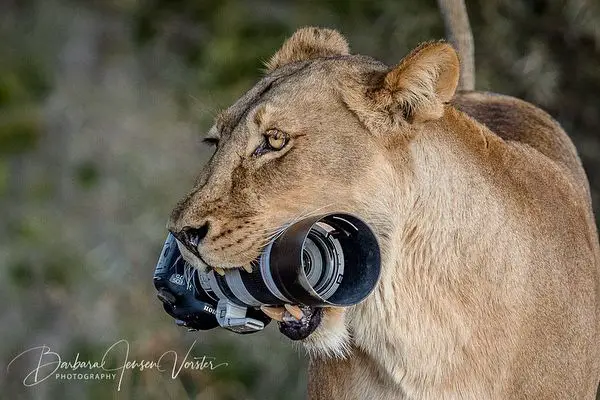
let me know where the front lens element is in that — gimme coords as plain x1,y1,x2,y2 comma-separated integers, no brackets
301,223,344,300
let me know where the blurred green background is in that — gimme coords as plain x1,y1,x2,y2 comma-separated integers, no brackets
1,0,599,399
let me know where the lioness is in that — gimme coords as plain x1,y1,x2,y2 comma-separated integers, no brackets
166,8,600,400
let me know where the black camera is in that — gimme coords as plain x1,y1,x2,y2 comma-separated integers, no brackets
153,213,381,334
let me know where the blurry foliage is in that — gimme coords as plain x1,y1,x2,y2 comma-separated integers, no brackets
1,0,599,399
0,108,43,155
74,161,100,189
0,7,51,156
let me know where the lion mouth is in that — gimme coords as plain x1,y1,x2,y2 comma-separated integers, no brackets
278,306,323,340
179,243,324,339
261,305,323,340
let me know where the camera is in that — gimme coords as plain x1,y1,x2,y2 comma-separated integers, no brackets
154,213,381,334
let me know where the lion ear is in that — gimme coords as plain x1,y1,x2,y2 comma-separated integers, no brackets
265,27,349,72
370,42,460,124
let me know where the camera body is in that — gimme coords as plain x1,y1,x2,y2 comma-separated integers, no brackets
154,213,381,334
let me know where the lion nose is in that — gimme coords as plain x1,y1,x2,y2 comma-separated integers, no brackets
172,222,210,252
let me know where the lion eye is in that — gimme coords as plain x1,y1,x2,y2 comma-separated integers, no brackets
266,129,288,151
202,137,220,147
253,129,290,157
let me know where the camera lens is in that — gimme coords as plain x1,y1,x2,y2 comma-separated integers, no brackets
185,213,380,308
301,223,343,300
302,239,321,287
302,249,313,277
264,214,380,306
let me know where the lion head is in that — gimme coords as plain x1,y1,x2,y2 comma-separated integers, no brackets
167,27,459,357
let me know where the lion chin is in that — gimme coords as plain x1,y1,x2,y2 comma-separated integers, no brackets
297,307,352,359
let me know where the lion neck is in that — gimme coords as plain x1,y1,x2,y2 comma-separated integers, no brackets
344,109,502,396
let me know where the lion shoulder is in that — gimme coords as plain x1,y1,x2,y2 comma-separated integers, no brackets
451,91,589,194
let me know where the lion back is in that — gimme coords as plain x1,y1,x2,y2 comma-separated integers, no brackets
451,91,591,198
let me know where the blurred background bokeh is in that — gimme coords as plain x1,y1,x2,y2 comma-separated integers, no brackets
1,0,599,399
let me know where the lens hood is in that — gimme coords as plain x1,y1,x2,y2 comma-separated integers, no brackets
265,213,381,307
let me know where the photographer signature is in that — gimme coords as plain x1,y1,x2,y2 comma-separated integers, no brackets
6,339,228,391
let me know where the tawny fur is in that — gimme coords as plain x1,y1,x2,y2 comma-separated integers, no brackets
168,28,600,399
